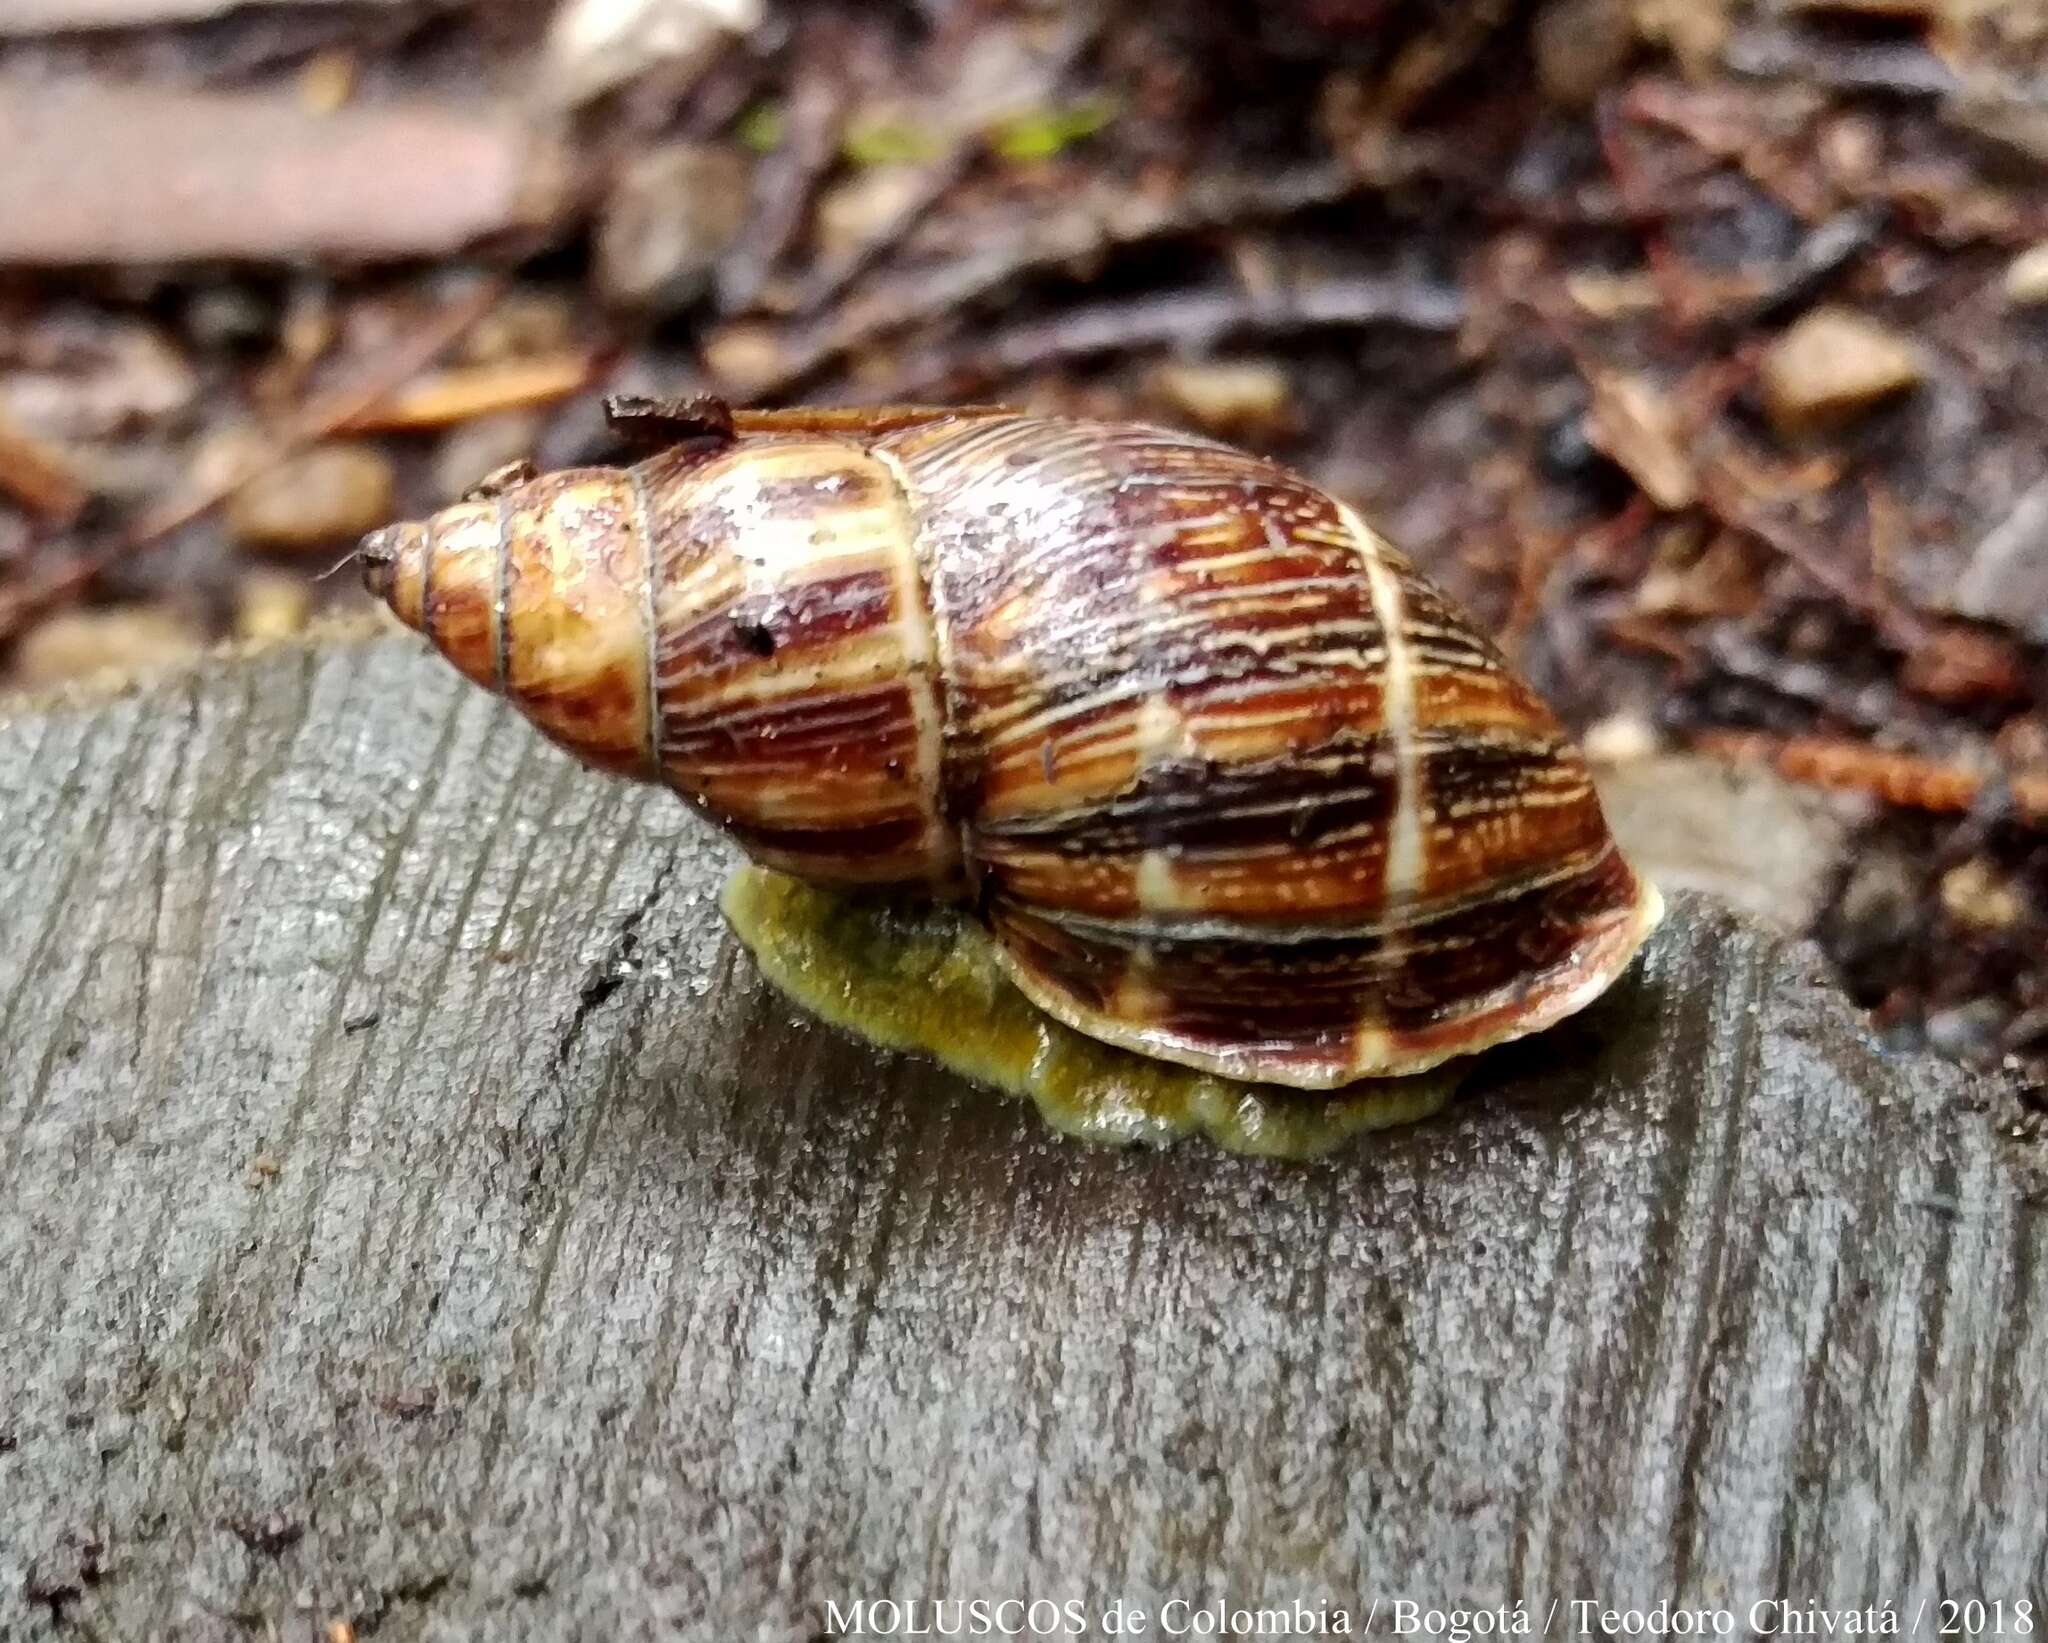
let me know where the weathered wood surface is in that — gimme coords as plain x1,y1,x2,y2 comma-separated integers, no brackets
1,635,2043,1641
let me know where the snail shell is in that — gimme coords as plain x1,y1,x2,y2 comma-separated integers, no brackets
363,401,1661,1089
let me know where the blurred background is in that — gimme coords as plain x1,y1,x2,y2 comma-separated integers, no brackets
0,0,2043,1103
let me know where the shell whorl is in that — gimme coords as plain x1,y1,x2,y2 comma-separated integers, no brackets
872,413,1661,1083
641,435,958,888
371,408,1660,1088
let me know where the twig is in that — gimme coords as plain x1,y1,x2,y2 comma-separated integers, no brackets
0,81,566,266
1701,624,1911,734
709,161,1361,396
1594,97,1699,332
1721,24,1961,100
788,151,974,319
716,64,850,314
1695,463,1929,648
0,409,88,525
1700,731,2048,828
336,352,598,433
785,9,1107,319
892,270,1465,390
0,275,508,644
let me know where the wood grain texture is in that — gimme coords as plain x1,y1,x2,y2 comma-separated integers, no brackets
0,635,2042,1640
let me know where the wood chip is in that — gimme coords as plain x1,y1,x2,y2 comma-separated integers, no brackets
1758,306,1925,439
1953,474,2048,642
1594,752,1850,931
234,571,313,642
2004,242,2048,307
1144,359,1297,442
595,143,753,313
11,605,203,690
227,444,394,555
0,409,89,524
1584,372,1698,509
0,80,569,266
335,355,596,434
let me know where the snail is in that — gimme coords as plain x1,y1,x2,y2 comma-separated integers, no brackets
361,395,1661,1091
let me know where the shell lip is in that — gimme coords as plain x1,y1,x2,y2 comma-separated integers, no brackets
989,875,1666,1093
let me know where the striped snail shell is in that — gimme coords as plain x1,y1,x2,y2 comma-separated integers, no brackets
361,397,1661,1090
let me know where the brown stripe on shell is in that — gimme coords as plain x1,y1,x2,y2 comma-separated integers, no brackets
675,684,929,833
881,414,1406,934
420,499,501,693
497,468,651,778
987,839,1651,1085
974,739,1399,922
1387,565,1617,911
659,569,899,682
727,812,933,885
642,435,957,888
1413,729,1608,908
976,672,1390,825
886,436,1391,759
382,521,429,632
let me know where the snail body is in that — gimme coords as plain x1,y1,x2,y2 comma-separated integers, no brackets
364,399,1660,1089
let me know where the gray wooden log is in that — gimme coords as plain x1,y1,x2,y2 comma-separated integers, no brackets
1,635,2043,1641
